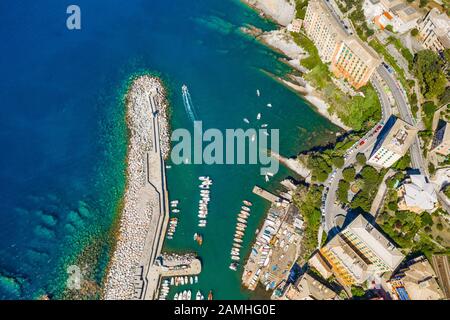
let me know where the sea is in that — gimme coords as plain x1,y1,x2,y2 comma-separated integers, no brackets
0,0,339,299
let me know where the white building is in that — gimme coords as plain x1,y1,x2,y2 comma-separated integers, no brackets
368,116,418,168
363,0,423,33
418,8,450,53
398,174,438,212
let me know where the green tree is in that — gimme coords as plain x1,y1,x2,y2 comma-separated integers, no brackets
415,50,447,100
419,0,429,7
411,28,419,36
393,154,411,170
337,180,350,203
342,166,356,182
356,153,366,166
420,213,433,227
332,156,345,168
351,285,366,298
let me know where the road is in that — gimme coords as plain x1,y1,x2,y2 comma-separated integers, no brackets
377,66,450,213
432,255,450,299
322,74,391,235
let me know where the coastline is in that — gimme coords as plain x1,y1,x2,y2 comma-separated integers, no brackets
103,75,170,299
242,1,351,131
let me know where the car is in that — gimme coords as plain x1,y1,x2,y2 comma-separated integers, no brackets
359,140,366,146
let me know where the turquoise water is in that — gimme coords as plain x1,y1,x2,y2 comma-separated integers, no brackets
0,0,339,299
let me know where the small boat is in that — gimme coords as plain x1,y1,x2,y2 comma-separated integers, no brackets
187,290,192,300
170,278,174,285
235,230,244,236
172,209,180,213
236,226,246,232
251,134,256,142
182,290,187,299
199,223,207,227
243,118,250,124
256,113,261,120
208,290,213,300
174,293,179,300
166,165,172,169
231,255,240,261
184,276,188,283
170,200,179,205
233,243,242,248
237,218,247,224
256,89,260,97
237,222,247,228
194,276,198,283
241,206,250,212
199,185,210,190
243,200,252,206
234,233,243,239
196,290,202,300
229,263,238,271
199,219,207,224
199,176,209,181
265,174,269,182
240,210,250,215
190,277,194,285
196,234,203,245
234,238,243,243
266,103,272,107
261,124,268,128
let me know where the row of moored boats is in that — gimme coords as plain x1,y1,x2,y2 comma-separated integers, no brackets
198,176,212,228
229,200,253,271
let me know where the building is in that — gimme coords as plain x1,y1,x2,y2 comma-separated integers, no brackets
418,8,450,52
331,37,381,89
368,116,418,168
319,214,404,286
389,255,445,300
287,18,303,33
398,174,437,213
309,251,334,279
282,273,339,300
304,0,380,88
431,120,450,156
303,0,348,63
364,0,423,33
389,2,423,33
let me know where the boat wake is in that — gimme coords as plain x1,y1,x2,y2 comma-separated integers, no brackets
182,84,199,122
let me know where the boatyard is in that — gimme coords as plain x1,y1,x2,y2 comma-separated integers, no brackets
242,186,304,292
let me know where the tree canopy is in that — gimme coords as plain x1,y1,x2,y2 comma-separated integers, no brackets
415,50,447,100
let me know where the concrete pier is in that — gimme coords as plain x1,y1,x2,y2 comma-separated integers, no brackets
253,185,281,203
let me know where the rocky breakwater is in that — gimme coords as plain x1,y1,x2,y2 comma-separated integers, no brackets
103,75,170,300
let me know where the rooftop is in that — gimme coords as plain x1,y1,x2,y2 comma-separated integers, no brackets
375,116,418,156
345,215,404,270
401,174,437,211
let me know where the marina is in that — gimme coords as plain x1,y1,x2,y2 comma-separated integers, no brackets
228,200,253,271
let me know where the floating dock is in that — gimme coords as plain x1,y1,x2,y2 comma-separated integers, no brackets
253,186,280,203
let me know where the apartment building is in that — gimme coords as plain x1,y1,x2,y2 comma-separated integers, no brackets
367,116,418,168
319,215,404,286
303,0,348,62
418,8,450,53
331,37,381,89
431,120,450,156
304,0,380,88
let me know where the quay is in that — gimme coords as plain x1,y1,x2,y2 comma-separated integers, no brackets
104,76,201,300
253,186,281,203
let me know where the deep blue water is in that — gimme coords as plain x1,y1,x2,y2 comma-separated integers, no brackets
0,0,339,299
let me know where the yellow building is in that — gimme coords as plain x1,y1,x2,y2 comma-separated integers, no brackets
304,0,380,89
319,215,404,286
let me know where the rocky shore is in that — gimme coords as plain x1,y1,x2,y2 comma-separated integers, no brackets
103,75,170,300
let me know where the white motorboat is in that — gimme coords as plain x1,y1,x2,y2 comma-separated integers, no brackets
256,113,261,120
243,118,250,124
266,103,272,107
256,89,260,97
